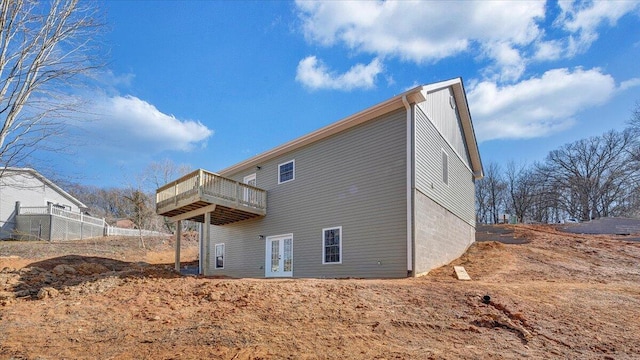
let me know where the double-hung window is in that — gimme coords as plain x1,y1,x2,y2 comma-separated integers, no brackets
278,160,295,184
322,226,342,264
215,243,225,269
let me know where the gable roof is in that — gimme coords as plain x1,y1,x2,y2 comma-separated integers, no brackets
220,77,483,179
0,167,88,209
421,78,484,179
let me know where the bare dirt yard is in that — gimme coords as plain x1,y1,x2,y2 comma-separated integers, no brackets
1,225,639,359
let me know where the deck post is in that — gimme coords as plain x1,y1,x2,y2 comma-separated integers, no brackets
173,180,178,205
236,181,240,208
203,211,211,276
175,221,182,272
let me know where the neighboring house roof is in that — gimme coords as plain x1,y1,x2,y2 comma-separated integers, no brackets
0,167,88,210
220,77,484,179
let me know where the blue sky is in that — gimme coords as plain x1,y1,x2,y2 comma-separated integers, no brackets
50,0,640,189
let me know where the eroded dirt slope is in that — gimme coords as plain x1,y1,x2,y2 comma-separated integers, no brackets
0,225,639,359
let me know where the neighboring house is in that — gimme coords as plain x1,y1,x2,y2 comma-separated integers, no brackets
156,78,483,278
0,167,90,239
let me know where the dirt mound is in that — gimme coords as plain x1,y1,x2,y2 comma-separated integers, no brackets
0,226,639,359
0,254,179,307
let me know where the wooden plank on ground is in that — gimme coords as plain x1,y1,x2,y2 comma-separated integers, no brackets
454,266,471,280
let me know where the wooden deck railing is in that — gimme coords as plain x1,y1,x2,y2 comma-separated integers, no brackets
156,169,267,213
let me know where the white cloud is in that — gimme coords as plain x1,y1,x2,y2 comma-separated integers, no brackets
98,70,135,88
556,0,640,56
85,95,213,152
533,39,564,61
296,1,640,84
481,42,527,82
296,0,544,81
619,78,640,92
469,68,616,142
296,1,544,61
295,56,383,91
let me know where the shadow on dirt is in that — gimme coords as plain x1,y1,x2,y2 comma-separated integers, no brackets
557,218,640,241
476,224,529,244
0,255,182,302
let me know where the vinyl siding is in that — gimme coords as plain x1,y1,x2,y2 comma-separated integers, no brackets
417,87,471,169
207,108,408,278
414,103,475,226
0,171,83,239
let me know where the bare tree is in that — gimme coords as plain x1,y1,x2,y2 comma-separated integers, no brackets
537,130,636,220
477,102,640,222
526,170,561,223
143,159,192,232
144,159,191,190
475,175,490,224
629,101,640,165
505,161,537,223
123,189,154,248
0,0,102,172
68,160,192,239
485,163,506,223
67,184,131,222
476,162,507,224
629,101,640,135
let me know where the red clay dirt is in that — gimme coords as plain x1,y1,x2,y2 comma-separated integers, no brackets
0,224,639,359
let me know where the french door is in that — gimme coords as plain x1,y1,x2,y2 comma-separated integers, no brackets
265,234,293,277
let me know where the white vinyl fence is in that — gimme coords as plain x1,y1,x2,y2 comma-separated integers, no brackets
17,205,106,241
15,204,169,241
105,225,168,237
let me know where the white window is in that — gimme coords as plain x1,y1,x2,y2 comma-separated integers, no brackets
215,243,225,269
322,226,342,264
278,160,295,184
442,150,449,185
243,173,257,204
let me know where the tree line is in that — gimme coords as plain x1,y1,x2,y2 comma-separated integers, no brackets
476,103,640,224
64,160,192,233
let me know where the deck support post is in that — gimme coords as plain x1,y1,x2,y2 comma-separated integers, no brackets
175,220,182,272
203,211,211,276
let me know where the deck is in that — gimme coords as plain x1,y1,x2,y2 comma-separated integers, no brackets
156,169,267,225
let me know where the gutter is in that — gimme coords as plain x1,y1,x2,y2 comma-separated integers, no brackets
402,95,414,274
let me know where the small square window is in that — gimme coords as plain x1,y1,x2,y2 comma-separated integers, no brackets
215,243,225,269
322,226,342,264
278,160,295,184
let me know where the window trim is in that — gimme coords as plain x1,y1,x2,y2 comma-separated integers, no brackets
442,149,449,186
278,159,295,184
243,173,256,185
322,226,342,265
214,243,225,269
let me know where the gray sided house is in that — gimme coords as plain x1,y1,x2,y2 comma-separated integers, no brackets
156,78,483,278
0,167,101,240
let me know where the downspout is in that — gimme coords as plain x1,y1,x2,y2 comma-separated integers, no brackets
402,95,414,275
